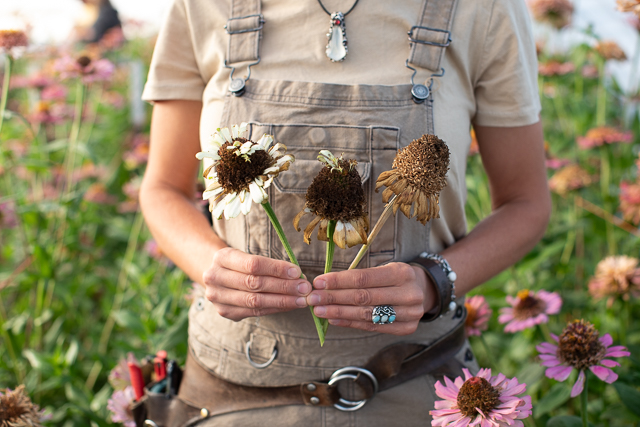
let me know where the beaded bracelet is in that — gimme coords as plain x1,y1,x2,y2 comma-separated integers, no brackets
409,252,457,322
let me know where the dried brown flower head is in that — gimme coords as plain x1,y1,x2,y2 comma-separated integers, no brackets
0,30,28,53
557,320,605,371
528,0,574,29
294,151,368,249
456,377,501,418
0,385,44,427
375,134,449,225
617,0,640,18
588,255,640,304
548,164,593,195
595,40,627,61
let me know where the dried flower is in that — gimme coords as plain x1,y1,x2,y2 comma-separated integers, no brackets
464,295,492,336
548,164,593,194
196,123,294,220
537,320,630,397
588,255,640,304
54,54,115,83
0,201,18,229
430,368,532,427
0,385,45,427
528,0,574,29
375,134,449,225
107,386,136,427
0,30,28,57
577,126,633,149
595,40,627,61
619,181,640,225
498,289,562,333
294,151,369,249
618,0,640,17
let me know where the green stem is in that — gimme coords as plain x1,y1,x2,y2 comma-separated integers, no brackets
0,293,25,382
63,81,87,197
581,371,589,427
349,195,397,270
478,334,495,371
262,202,326,345
596,60,607,126
0,54,12,139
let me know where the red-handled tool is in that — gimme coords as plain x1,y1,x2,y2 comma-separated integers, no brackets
127,362,145,401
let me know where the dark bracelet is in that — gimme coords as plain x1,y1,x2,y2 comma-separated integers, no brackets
410,253,457,322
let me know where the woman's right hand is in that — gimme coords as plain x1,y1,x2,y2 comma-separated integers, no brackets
203,247,312,321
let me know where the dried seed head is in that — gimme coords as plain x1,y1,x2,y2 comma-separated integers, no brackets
456,377,500,418
306,159,366,222
0,385,44,427
393,134,449,197
76,55,92,68
513,290,546,320
557,320,605,371
215,140,276,194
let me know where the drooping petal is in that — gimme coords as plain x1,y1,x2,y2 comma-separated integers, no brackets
203,186,224,200
545,365,573,381
240,192,253,215
605,346,631,357
589,365,618,383
196,151,221,160
303,216,322,244
317,219,329,242
345,221,364,247
220,127,233,143
570,370,586,397
223,194,242,219
211,200,226,219
249,181,267,204
333,220,347,249
210,133,226,147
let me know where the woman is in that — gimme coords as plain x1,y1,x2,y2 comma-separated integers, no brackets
139,0,551,425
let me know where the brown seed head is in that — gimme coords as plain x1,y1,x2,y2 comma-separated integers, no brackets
76,55,92,68
557,319,605,370
0,385,44,427
306,159,366,222
528,0,574,29
393,134,449,197
513,290,546,320
456,377,500,418
215,140,276,194
0,30,28,51
595,40,627,61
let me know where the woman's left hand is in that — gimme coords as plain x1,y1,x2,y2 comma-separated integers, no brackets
306,262,436,335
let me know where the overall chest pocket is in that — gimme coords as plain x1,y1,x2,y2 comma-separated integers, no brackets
244,122,399,270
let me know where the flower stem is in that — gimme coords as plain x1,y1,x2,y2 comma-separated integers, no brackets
581,371,589,427
262,201,326,345
348,195,397,270
596,59,607,126
63,80,87,197
0,54,12,139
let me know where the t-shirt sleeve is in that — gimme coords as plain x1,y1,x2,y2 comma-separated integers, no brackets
141,0,205,102
473,0,541,127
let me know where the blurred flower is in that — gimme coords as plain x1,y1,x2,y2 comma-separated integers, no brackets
0,201,18,229
464,295,492,336
430,368,532,427
537,319,630,397
41,84,68,101
588,255,640,304
538,60,575,76
108,353,138,391
528,0,574,29
54,54,115,84
498,289,562,333
100,27,126,50
617,0,640,18
545,157,571,170
468,128,479,156
72,162,109,183
577,126,633,149
84,183,117,204
619,181,640,225
196,123,294,220
118,177,142,213
595,40,627,61
123,134,150,169
294,151,369,249
107,386,136,427
184,282,205,303
11,73,54,90
29,101,68,124
375,134,450,225
548,164,593,194
581,64,599,78
0,385,45,427
0,29,28,57
144,239,170,265
104,90,125,109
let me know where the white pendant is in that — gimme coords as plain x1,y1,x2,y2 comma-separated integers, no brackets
325,12,347,62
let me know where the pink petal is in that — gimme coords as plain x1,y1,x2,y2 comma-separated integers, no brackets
571,370,585,397
550,333,559,341
600,334,613,347
536,342,558,354
589,365,617,383
599,359,620,368
435,382,459,401
546,365,573,381
605,346,631,357
463,368,474,380
498,313,514,324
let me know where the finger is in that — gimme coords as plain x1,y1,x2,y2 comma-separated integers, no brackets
306,285,423,307
210,267,312,296
212,303,289,321
313,262,415,290
327,318,419,336
205,286,308,311
313,304,424,323
214,247,302,279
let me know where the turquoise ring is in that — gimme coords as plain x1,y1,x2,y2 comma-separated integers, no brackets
372,305,396,325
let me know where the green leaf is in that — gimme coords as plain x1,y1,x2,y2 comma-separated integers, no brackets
546,415,583,427
65,340,79,366
111,309,146,335
23,349,54,375
614,382,640,417
534,382,572,418
153,310,188,351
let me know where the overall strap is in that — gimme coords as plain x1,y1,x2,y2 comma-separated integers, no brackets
407,0,459,72
225,0,263,66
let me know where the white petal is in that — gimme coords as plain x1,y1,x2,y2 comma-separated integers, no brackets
249,181,266,204
212,201,226,219
210,133,225,147
220,127,233,143
231,124,240,138
196,151,220,160
238,122,248,136
239,190,247,203
264,166,280,174
203,186,223,200
276,155,294,166
224,194,242,219
240,141,254,154
240,193,253,214
256,134,273,149
263,176,274,189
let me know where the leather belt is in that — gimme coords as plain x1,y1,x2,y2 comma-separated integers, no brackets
169,313,466,425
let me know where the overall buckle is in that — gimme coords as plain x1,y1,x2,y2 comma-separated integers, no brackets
328,366,379,411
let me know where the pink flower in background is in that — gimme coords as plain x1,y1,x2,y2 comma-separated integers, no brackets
538,60,575,76
499,290,562,333
0,29,28,57
72,162,109,183
548,164,594,195
430,368,532,427
84,183,117,204
537,319,630,397
123,134,150,169
145,239,171,265
118,177,142,213
107,386,136,427
30,101,69,124
577,126,633,149
545,157,572,170
588,255,640,304
464,295,492,336
0,201,18,229
528,0,574,29
41,84,68,101
54,54,115,84
11,73,54,90
619,181,640,225
581,64,599,78
109,353,138,391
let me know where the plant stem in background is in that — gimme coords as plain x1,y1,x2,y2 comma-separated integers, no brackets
0,294,24,382
596,59,607,126
262,201,327,345
0,54,12,139
349,195,397,270
478,334,495,371
63,81,87,197
581,371,589,427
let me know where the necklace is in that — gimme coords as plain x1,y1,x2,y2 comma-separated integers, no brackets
317,0,360,62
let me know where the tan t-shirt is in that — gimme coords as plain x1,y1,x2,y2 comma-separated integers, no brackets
142,0,540,252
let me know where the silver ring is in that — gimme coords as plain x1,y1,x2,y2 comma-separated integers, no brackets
245,341,277,369
372,305,396,324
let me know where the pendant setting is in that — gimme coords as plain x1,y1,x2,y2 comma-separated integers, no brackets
325,12,348,62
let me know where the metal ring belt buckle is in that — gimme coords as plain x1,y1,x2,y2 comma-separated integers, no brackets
328,366,379,411
245,341,278,369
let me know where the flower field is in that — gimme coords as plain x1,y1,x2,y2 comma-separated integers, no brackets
1,2,640,426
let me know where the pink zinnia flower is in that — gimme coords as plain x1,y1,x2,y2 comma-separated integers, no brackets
41,84,68,101
464,295,492,336
619,181,640,225
430,368,532,427
538,60,575,76
54,54,115,84
498,290,562,333
84,183,117,204
107,385,136,427
537,320,630,397
0,200,18,229
577,126,633,149
108,353,138,391
588,255,640,305
548,164,594,195
545,157,571,170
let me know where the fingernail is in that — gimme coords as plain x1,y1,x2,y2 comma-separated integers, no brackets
297,282,311,295
314,306,326,316
296,297,307,307
308,294,321,305
288,267,300,278
314,279,326,290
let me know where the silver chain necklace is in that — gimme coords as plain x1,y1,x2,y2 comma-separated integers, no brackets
317,0,360,62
